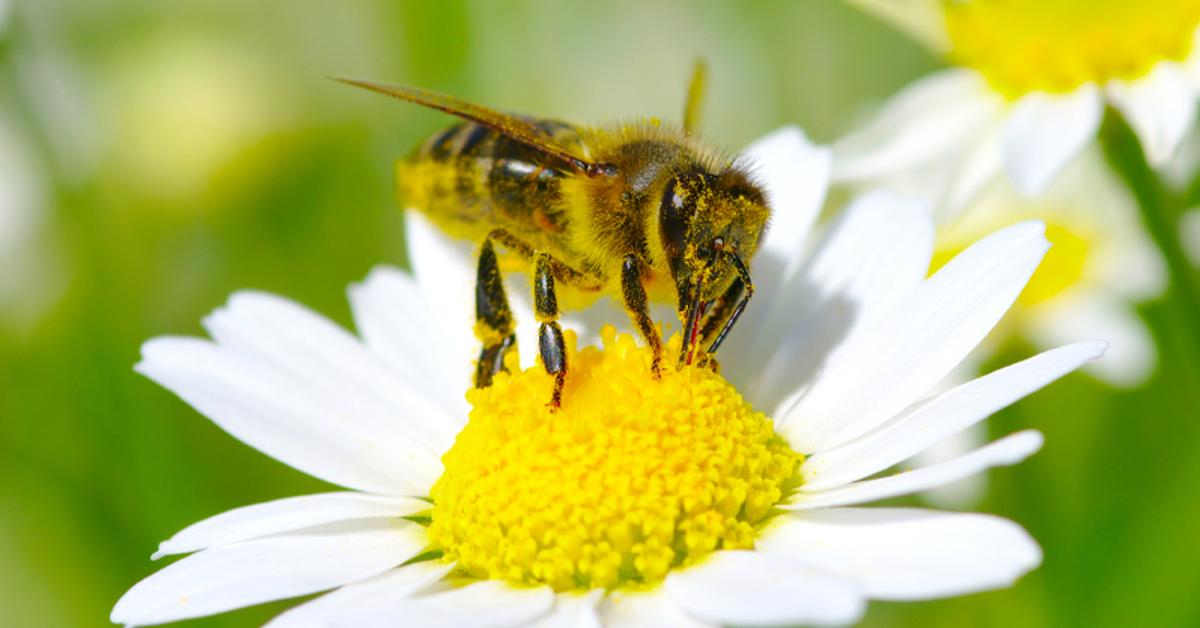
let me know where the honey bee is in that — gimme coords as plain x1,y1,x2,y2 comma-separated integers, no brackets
339,63,770,408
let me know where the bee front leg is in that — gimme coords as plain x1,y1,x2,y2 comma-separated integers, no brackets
474,238,517,389
534,252,567,409
700,253,754,361
694,277,745,370
621,254,663,377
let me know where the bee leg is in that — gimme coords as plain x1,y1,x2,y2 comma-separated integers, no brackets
534,252,567,410
488,228,604,291
694,278,745,370
703,253,754,358
621,254,663,377
474,238,517,389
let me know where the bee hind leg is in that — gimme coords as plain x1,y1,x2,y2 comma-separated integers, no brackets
474,238,517,388
534,252,567,410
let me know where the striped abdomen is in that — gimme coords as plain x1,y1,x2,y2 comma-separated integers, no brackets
397,120,586,257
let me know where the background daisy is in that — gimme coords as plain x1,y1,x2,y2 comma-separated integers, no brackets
837,0,1200,214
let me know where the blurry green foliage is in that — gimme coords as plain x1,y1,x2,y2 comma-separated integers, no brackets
0,1,1197,626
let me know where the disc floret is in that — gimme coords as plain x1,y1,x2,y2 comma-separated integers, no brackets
427,328,801,591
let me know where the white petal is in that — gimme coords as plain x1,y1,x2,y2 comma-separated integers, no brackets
531,591,603,628
1002,85,1103,196
742,191,933,407
664,550,864,626
939,123,1005,219
332,580,555,628
348,266,471,416
154,492,428,559
405,210,479,376
203,291,461,450
801,341,1105,490
738,125,831,268
833,70,1000,182
600,591,714,628
760,507,1041,600
266,561,453,627
112,520,424,626
137,337,440,495
780,221,1049,452
1108,63,1199,166
787,430,1043,510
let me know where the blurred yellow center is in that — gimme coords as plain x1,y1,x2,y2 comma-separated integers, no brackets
427,329,801,592
933,220,1092,307
944,0,1200,97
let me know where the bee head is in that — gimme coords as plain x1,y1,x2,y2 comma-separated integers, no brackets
657,167,769,304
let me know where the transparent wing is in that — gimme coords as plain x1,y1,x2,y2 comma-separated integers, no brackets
336,77,601,174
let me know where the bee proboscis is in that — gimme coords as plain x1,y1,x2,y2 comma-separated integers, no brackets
340,63,770,408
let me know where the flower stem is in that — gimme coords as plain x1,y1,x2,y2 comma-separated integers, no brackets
1100,108,1200,380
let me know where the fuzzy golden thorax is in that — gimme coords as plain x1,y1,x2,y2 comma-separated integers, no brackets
563,124,770,308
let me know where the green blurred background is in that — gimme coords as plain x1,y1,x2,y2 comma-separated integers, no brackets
1,1,1197,626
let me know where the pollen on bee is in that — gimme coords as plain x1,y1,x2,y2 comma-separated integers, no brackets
426,327,802,591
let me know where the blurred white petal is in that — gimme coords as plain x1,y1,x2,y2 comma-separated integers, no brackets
940,124,1005,219
1002,85,1103,196
1108,63,1198,166
1027,298,1155,387
833,70,1000,182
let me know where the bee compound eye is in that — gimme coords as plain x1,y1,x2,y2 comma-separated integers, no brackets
659,177,692,257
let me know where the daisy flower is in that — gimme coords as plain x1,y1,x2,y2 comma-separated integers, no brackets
835,0,1200,214
112,128,1104,627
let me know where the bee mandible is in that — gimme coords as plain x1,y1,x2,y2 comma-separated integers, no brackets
340,63,770,408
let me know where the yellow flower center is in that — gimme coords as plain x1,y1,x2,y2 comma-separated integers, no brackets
427,329,801,592
933,219,1093,307
943,0,1200,97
